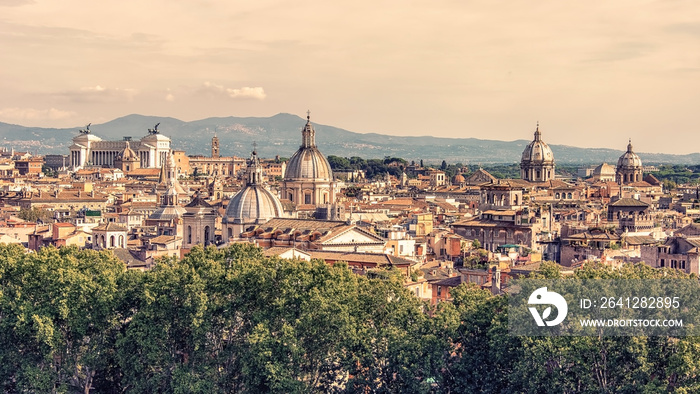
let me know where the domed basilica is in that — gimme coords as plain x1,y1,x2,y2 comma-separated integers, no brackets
520,123,555,182
281,112,337,206
616,139,643,185
223,149,285,242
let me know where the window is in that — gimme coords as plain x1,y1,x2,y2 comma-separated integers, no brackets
437,286,442,296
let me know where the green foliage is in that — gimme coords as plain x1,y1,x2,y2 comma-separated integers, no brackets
42,164,56,178
0,245,125,392
327,155,406,180
471,239,481,249
3,245,700,392
17,206,52,223
652,165,700,186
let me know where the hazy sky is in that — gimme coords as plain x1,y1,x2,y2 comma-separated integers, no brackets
1,0,699,154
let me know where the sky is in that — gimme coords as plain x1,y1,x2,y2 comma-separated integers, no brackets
1,0,699,154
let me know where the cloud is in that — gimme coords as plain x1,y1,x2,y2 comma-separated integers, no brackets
0,107,77,122
165,93,175,102
197,82,266,100
54,85,139,103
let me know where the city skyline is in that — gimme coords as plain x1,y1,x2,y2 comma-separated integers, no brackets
2,0,700,154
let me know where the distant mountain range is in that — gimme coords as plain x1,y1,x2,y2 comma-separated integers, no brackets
1,113,699,165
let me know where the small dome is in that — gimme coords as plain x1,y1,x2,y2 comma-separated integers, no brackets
593,162,615,177
617,140,642,168
224,186,283,224
116,141,138,161
521,125,554,164
454,174,465,183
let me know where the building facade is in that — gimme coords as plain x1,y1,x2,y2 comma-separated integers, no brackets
69,126,171,170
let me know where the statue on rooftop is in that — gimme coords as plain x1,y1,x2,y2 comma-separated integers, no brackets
79,123,91,134
148,122,160,135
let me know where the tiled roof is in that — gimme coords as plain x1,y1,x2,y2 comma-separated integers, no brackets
624,235,656,245
149,235,179,244
93,222,127,232
307,250,414,267
433,276,462,287
263,246,310,257
610,198,649,207
263,218,347,231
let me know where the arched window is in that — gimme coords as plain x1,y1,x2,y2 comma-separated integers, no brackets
118,235,124,248
227,227,233,239
567,192,572,199
110,235,115,248
555,193,560,199
204,226,211,245
187,226,192,244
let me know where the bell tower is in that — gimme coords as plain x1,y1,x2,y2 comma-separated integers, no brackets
212,135,220,158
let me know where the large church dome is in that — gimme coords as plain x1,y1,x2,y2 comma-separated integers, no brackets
224,150,283,224
284,115,333,181
521,125,554,164
520,123,556,182
617,140,642,168
224,187,284,224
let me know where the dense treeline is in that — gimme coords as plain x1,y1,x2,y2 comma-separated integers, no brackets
650,165,700,188
2,244,700,393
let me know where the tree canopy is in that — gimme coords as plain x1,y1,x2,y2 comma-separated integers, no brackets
1,245,700,393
